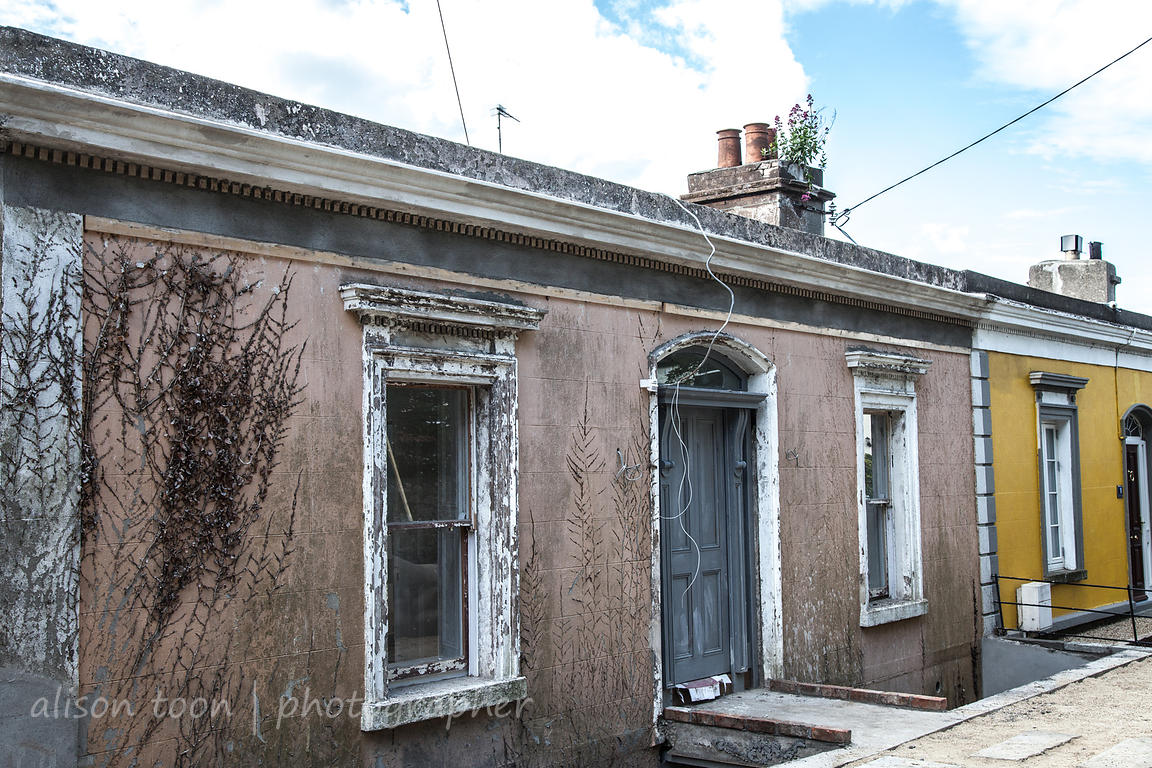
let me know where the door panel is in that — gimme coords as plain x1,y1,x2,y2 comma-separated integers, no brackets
660,405,748,685
671,574,693,659
700,569,724,653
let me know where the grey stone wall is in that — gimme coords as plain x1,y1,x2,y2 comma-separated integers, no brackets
0,204,83,767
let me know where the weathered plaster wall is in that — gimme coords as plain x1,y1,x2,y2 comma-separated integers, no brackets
771,334,979,704
862,347,981,703
359,294,660,767
70,236,979,765
3,142,982,764
77,233,362,766
0,203,83,767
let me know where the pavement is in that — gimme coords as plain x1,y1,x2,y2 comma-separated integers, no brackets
688,648,1151,768
836,648,1152,767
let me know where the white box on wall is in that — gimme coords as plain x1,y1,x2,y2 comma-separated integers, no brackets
1017,581,1052,631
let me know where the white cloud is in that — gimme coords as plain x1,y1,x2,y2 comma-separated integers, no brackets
920,221,970,254
0,0,813,194
937,0,1152,166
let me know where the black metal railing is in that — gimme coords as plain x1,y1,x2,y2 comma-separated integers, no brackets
995,574,1152,646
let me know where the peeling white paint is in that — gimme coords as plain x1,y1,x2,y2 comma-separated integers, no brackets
847,348,931,628
343,283,542,730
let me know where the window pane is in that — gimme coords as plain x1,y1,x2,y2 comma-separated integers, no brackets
386,385,468,523
864,412,889,500
867,501,889,598
657,348,745,390
387,527,464,667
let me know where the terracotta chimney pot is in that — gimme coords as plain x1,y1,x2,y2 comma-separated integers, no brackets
716,129,742,168
744,122,775,162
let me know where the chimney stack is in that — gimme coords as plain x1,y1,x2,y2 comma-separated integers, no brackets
682,124,833,237
1028,235,1121,305
716,129,742,168
743,122,775,163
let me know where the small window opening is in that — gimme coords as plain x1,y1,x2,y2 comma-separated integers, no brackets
657,347,746,390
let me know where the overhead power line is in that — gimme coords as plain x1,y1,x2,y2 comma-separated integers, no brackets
436,0,470,146
834,33,1152,227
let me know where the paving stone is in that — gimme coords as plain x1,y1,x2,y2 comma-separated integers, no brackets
1080,737,1152,768
972,731,1077,760
866,759,956,768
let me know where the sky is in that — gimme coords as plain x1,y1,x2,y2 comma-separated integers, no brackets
4,0,1151,312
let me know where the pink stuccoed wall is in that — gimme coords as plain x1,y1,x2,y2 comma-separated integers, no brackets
78,232,978,767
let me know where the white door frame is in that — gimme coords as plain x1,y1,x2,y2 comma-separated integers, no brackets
644,332,781,727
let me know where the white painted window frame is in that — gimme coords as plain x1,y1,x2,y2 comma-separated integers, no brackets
847,349,930,627
342,284,544,730
1029,372,1088,580
1040,417,1076,571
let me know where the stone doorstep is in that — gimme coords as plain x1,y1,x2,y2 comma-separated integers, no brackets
767,679,950,712
662,706,852,745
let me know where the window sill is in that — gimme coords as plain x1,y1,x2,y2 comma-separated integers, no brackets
361,675,528,731
1046,568,1087,583
860,597,928,627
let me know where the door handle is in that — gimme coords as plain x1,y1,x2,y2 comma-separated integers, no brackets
733,460,747,477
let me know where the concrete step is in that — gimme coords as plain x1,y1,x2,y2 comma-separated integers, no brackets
662,721,840,767
661,707,846,767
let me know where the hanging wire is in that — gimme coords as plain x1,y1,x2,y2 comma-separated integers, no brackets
435,0,470,145
662,197,737,592
834,33,1152,227
668,198,735,363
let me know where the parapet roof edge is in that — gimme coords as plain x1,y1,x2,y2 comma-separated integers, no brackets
2,26,1150,332
0,28,965,286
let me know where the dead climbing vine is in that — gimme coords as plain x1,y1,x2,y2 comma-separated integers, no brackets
81,235,305,766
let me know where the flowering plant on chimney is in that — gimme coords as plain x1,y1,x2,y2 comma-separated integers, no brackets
765,94,834,202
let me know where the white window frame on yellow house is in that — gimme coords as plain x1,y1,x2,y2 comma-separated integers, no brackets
1029,372,1088,581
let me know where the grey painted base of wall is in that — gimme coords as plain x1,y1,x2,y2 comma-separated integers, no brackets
979,637,1096,698
0,667,80,767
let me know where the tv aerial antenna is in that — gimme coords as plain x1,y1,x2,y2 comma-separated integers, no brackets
493,104,519,154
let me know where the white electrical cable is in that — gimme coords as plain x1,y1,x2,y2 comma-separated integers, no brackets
663,198,737,593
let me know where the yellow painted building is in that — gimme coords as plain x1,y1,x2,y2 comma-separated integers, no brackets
976,309,1152,634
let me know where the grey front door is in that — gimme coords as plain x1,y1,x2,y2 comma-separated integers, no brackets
659,404,750,686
